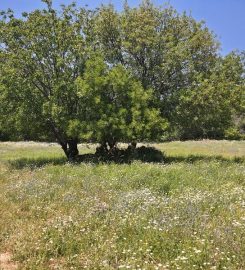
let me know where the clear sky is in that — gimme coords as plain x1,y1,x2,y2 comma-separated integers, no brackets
1,0,244,55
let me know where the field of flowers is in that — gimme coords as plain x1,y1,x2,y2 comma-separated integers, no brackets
0,141,244,269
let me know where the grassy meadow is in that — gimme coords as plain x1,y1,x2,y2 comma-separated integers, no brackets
0,140,244,269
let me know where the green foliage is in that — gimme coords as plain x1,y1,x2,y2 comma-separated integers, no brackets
0,2,91,157
95,2,219,96
173,55,244,139
0,0,244,159
76,56,167,146
94,2,244,140
224,127,243,140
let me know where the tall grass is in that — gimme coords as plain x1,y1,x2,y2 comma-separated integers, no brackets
0,141,244,269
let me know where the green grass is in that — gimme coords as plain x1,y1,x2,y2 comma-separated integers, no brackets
0,140,244,269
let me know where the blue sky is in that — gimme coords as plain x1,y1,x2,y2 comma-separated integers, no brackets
1,0,244,55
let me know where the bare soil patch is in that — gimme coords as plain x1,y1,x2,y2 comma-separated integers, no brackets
0,253,18,270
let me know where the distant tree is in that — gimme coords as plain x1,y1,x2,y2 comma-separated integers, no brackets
224,51,245,139
173,52,244,139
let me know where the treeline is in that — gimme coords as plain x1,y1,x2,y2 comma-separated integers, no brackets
0,0,244,159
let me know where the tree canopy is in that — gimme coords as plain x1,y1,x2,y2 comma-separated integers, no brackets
0,0,244,159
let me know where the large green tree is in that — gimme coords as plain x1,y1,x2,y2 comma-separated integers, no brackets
0,0,244,162
0,1,92,159
94,1,244,139
0,1,167,159
75,55,167,152
95,1,218,100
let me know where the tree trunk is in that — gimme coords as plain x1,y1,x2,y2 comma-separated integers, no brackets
48,120,79,161
95,141,109,157
67,139,79,161
127,141,137,152
126,141,137,158
60,142,68,158
130,141,137,150
59,140,79,161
